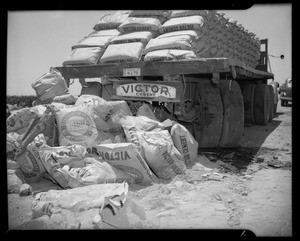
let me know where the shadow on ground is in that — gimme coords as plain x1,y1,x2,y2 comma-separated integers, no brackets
196,119,283,173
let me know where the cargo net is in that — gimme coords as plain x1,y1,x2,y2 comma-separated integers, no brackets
62,10,261,68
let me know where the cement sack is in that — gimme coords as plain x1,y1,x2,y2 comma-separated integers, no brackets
136,103,157,120
15,134,48,183
7,169,26,194
110,31,157,45
7,132,20,154
72,157,135,186
53,94,78,105
170,10,208,19
38,144,87,188
55,105,98,148
31,69,69,102
63,47,104,66
94,143,158,185
110,111,164,131
159,15,204,33
129,129,186,180
156,30,205,41
30,105,47,116
99,42,145,64
86,29,120,38
170,123,199,167
75,95,113,131
129,10,171,18
108,100,132,116
7,107,38,133
144,49,196,61
72,35,115,49
144,35,194,55
93,11,131,30
118,16,164,33
30,182,130,228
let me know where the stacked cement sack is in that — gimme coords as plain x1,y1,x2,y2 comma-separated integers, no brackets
144,10,261,67
62,10,261,67
98,10,170,63
62,11,130,65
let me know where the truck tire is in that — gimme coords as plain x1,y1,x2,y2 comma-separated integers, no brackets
193,80,223,148
254,84,270,125
268,85,275,121
243,84,256,125
218,80,244,147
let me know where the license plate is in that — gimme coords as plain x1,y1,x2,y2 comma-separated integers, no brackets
115,83,177,99
123,68,141,77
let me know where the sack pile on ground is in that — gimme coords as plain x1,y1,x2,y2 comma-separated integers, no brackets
7,69,199,193
62,10,260,68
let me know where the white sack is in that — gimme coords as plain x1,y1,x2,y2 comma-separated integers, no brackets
63,47,105,66
170,123,199,167
95,143,158,185
99,42,145,63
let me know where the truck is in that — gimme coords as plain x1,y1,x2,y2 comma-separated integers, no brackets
54,38,275,149
279,77,292,106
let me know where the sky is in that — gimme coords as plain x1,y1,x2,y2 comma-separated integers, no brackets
7,5,292,96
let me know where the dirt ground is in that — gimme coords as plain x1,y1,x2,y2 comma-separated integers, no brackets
6,104,292,236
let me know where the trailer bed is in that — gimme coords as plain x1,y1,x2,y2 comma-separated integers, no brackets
55,57,274,81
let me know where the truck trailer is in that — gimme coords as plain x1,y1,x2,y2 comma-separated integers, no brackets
54,11,276,148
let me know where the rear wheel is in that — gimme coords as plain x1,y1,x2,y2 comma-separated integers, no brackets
193,80,223,148
243,84,256,125
268,85,275,121
253,84,270,125
218,80,244,147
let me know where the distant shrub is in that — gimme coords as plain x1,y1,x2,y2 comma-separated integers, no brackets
6,95,37,108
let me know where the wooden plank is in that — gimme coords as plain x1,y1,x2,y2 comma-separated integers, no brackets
55,58,231,79
54,57,273,81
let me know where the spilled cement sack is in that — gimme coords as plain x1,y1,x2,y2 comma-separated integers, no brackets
159,15,204,33
7,132,20,154
75,95,112,131
118,16,164,33
55,105,98,148
31,69,69,101
29,182,130,228
170,123,199,167
38,144,87,188
30,105,47,116
63,47,105,66
93,11,131,30
110,111,164,131
6,107,38,133
131,129,186,180
110,31,157,45
99,42,145,63
94,143,158,185
53,94,78,105
144,34,194,54
72,35,115,49
71,157,135,186
136,103,157,120
15,134,48,183
144,49,196,61
7,169,26,194
108,100,132,116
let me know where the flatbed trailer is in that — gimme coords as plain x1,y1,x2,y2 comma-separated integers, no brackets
54,48,275,148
